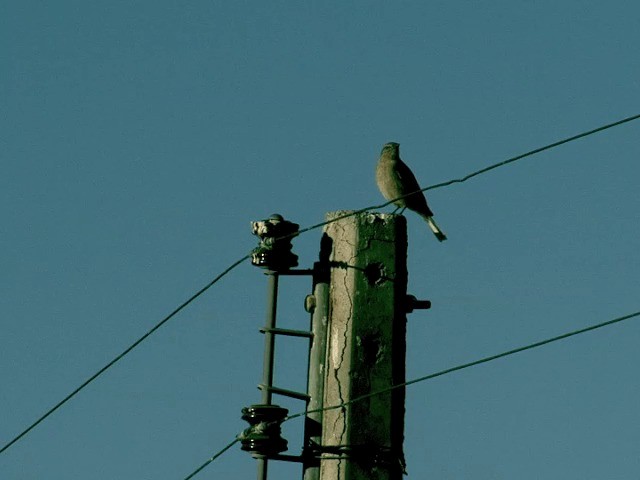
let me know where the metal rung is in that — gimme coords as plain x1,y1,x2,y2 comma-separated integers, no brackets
260,327,313,338
258,384,310,401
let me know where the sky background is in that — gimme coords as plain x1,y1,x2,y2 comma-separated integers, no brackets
2,1,640,479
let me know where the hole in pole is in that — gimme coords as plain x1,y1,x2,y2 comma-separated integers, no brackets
363,262,386,286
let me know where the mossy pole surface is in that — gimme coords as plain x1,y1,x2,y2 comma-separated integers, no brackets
320,211,407,480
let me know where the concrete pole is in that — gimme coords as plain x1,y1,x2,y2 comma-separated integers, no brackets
319,211,408,480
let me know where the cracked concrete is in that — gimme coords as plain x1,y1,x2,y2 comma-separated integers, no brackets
318,211,407,480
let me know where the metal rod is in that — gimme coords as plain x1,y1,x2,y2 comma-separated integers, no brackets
269,454,304,463
261,271,279,404
260,327,313,338
258,384,310,401
258,271,279,480
303,262,330,480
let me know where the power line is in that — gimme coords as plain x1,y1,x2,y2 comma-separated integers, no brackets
182,309,640,479
182,438,241,480
424,112,640,192
288,309,640,421
177,113,640,476
3,112,639,456
296,112,640,237
0,255,251,455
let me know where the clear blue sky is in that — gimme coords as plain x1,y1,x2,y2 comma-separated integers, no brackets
2,1,639,478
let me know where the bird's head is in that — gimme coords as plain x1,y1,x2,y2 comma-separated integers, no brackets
381,142,400,157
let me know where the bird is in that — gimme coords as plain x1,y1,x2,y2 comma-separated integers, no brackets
376,142,447,242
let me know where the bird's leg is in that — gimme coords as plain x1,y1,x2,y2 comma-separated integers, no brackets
391,206,401,214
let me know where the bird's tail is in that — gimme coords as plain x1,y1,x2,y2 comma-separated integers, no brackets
421,215,447,242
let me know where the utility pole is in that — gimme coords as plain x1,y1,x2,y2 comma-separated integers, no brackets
242,211,425,480
318,211,409,480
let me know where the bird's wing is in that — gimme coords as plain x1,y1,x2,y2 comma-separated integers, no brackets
395,159,434,216
394,159,422,195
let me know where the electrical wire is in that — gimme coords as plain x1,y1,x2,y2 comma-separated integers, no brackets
0,255,251,455
182,438,241,480
179,113,640,476
296,112,640,237
3,112,639,457
286,309,640,421
424,112,640,191
182,309,640,478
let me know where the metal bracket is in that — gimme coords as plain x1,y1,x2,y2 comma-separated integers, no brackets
405,294,431,313
260,327,313,338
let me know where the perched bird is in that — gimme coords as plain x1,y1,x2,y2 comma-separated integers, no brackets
376,142,447,242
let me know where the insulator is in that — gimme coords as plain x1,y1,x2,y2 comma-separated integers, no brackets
250,214,299,271
240,404,289,456
251,247,299,271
